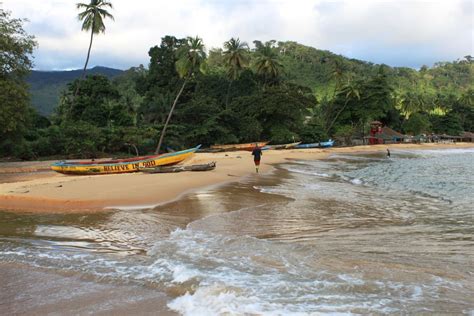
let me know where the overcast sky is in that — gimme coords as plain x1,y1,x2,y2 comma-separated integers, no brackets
2,0,473,70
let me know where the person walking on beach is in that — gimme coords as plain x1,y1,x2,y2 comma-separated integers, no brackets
252,143,262,173
386,148,391,158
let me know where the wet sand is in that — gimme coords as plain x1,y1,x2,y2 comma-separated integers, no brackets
0,143,473,213
1,145,473,314
0,263,177,315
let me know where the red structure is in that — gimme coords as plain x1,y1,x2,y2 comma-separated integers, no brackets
369,121,383,144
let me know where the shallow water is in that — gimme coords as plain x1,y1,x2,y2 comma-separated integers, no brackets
1,148,473,314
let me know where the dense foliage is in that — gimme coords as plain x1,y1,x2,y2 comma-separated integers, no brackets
27,67,123,115
0,8,37,157
1,17,473,159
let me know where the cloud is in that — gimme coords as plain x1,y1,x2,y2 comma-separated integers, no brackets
2,0,473,70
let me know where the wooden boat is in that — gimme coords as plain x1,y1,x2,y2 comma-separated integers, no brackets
262,142,301,150
140,161,216,173
210,141,269,151
319,139,335,148
296,140,334,149
51,145,201,175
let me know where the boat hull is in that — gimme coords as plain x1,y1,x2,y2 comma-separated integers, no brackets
319,140,334,148
51,146,201,175
210,141,269,151
140,162,216,173
296,140,334,149
262,142,301,150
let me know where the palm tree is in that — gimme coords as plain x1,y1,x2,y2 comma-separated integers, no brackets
223,38,249,107
76,0,114,82
155,36,206,154
253,40,283,86
326,81,360,133
399,91,425,119
330,59,346,92
459,88,474,107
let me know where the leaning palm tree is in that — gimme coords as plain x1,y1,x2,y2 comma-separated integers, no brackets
223,38,249,107
326,80,360,133
253,41,283,86
155,36,206,154
76,0,114,82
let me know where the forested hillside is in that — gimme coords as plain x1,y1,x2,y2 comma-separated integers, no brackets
3,33,473,160
27,66,123,115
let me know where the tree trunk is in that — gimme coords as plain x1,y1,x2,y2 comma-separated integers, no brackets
155,80,187,154
326,99,350,134
74,28,95,97
225,80,233,109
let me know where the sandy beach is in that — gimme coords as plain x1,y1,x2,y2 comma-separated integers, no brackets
1,143,473,314
0,143,473,213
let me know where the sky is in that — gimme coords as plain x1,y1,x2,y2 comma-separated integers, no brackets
2,0,473,70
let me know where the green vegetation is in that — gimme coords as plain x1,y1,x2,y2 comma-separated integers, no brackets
0,7,37,158
1,5,473,160
27,67,123,115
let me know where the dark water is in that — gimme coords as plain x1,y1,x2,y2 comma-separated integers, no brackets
1,148,473,314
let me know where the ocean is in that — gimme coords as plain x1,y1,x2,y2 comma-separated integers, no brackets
1,148,473,314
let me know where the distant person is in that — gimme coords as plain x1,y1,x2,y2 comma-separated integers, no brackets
386,148,391,158
252,143,263,173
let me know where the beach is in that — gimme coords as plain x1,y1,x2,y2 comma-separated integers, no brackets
1,142,474,314
1,142,473,213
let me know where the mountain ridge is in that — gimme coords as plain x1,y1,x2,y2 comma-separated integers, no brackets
27,66,124,115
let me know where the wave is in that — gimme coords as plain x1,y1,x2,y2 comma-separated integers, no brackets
284,167,331,178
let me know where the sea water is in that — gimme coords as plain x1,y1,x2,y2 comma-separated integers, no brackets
1,148,473,314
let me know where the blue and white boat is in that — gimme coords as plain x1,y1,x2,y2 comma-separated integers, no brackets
295,139,334,149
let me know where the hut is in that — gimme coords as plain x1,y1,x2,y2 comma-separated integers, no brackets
438,134,463,143
379,127,407,143
368,121,383,144
366,122,407,144
460,132,474,142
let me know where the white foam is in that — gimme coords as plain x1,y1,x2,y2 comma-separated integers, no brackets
168,284,301,316
339,175,363,185
171,264,201,283
285,167,331,178
104,204,158,211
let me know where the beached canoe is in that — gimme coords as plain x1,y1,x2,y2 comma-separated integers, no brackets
295,140,334,149
210,141,269,151
51,145,201,175
140,161,216,173
319,139,335,148
262,141,302,150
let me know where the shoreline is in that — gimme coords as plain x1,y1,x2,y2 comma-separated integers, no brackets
0,143,472,213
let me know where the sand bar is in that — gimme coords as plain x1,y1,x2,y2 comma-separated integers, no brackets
0,143,472,213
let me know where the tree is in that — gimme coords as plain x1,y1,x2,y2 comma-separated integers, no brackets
402,112,431,135
356,66,394,123
0,7,37,156
56,75,131,127
76,0,114,83
223,37,249,107
155,36,206,154
253,40,283,86
430,111,463,135
0,8,36,79
140,36,185,125
455,89,474,131
325,80,361,133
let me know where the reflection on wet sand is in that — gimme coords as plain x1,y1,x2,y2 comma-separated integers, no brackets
0,263,176,315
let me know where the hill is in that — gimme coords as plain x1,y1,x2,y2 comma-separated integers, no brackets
276,41,473,97
27,66,123,115
27,42,472,117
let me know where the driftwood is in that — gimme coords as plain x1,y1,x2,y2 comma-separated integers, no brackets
141,161,216,174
